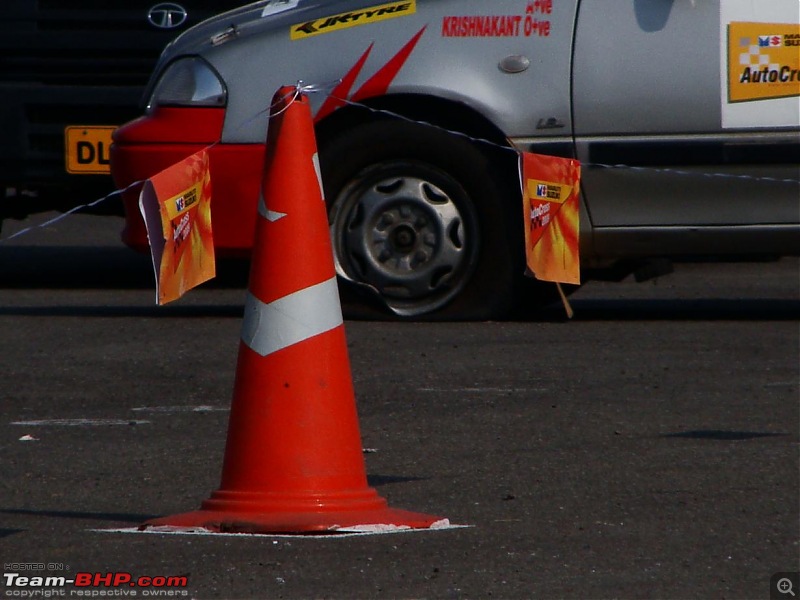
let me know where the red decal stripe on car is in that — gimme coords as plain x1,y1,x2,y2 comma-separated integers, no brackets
352,26,426,102
315,43,374,122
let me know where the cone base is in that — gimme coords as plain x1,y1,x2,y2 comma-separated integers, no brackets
140,506,444,534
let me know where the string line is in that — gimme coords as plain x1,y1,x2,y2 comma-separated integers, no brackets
2,80,797,244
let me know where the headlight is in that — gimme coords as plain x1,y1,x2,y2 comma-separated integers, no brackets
147,57,227,111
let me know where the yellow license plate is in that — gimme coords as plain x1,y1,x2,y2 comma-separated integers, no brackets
65,126,116,174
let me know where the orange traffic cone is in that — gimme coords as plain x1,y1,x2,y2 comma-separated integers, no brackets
141,86,445,534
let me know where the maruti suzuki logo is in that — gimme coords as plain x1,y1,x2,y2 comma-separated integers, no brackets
147,3,189,29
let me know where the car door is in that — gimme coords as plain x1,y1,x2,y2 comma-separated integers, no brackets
571,0,799,257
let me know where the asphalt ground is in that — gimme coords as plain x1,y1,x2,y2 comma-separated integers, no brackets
0,212,798,599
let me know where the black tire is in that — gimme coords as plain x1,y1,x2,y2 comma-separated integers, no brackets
319,117,522,320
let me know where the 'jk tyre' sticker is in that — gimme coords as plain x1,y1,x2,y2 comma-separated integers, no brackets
291,1,415,40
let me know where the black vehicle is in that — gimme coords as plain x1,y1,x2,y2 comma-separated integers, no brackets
0,0,250,231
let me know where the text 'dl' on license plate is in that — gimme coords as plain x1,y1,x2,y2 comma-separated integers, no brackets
65,126,116,174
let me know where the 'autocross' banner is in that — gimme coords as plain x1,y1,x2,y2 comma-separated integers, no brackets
519,152,581,286
139,150,216,305
721,0,800,128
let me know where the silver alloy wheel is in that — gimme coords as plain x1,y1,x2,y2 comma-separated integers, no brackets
330,166,479,317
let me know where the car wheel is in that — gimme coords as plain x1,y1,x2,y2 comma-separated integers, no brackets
319,117,521,320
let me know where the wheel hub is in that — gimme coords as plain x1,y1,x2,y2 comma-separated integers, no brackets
390,223,417,253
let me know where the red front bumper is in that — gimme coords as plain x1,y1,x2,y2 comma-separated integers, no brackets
110,106,264,257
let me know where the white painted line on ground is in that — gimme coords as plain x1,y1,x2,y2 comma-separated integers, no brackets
11,419,150,426
131,405,229,413
418,387,547,394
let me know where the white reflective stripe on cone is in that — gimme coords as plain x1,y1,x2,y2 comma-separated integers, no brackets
257,191,288,222
312,152,324,200
241,276,343,357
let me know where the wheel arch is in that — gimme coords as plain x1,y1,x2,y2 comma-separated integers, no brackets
315,93,512,152
315,92,522,232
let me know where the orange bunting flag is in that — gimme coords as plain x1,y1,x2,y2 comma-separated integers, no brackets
139,149,215,305
520,152,581,285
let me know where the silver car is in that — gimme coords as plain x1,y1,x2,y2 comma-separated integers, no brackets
111,0,800,319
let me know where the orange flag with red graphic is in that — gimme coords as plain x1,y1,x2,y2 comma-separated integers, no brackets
520,152,581,285
139,149,215,305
